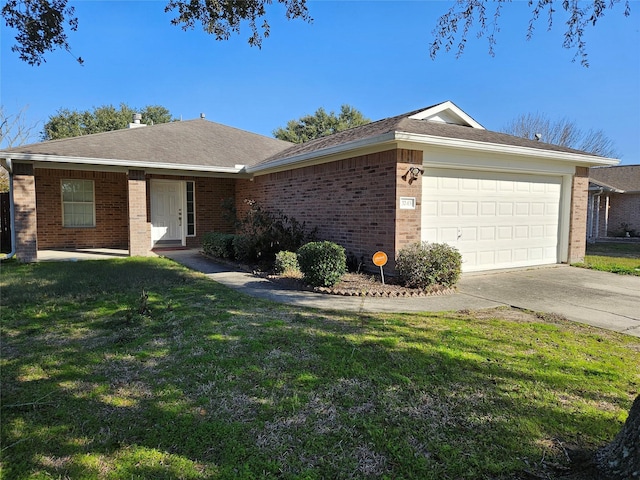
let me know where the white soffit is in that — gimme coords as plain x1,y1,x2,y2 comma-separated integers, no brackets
408,101,485,130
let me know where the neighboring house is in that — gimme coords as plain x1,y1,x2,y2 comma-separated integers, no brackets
0,101,617,273
588,165,640,240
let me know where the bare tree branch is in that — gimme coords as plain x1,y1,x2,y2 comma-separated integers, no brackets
430,0,632,67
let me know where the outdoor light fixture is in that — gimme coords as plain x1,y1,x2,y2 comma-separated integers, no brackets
402,167,424,185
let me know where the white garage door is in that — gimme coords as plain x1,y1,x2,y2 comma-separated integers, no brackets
421,168,562,272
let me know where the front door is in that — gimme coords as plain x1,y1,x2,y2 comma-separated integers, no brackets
150,180,184,247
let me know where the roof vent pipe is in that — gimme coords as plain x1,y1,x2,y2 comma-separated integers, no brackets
128,113,147,129
200,113,205,119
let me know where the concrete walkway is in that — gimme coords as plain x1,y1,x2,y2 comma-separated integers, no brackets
160,249,640,338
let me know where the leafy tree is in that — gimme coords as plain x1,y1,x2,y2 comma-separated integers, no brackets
3,1,632,67
1,105,39,192
1,0,311,65
42,104,174,140
430,0,632,67
273,105,370,144
503,112,618,158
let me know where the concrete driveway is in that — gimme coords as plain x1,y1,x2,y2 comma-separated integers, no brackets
457,266,640,337
161,250,640,338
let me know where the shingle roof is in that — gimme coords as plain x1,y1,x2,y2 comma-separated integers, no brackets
1,119,293,169
256,105,600,168
1,104,611,174
590,165,640,192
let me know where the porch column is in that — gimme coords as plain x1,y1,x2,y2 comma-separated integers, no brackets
13,163,38,262
128,170,151,256
567,166,589,263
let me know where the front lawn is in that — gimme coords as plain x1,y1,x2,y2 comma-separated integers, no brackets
1,258,638,479
575,242,640,275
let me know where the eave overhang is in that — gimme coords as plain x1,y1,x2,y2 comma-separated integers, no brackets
0,152,249,177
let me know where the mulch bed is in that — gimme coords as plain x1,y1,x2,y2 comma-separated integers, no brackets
263,272,456,298
201,252,456,297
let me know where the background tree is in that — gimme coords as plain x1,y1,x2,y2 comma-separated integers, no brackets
0,105,39,192
42,104,174,140
5,1,631,66
1,0,311,65
502,112,618,158
430,0,632,67
273,105,370,144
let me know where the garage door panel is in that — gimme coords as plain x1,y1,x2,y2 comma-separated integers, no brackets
422,168,562,272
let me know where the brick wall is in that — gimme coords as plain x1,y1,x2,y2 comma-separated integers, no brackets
568,166,589,263
606,193,640,237
13,163,37,262
35,168,129,250
128,170,150,256
235,148,423,272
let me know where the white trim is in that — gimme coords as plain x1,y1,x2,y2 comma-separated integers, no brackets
408,101,485,129
395,132,618,167
2,153,245,174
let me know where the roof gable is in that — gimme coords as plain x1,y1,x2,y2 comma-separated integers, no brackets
407,101,485,129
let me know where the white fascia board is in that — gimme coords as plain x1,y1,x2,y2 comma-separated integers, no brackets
408,101,485,129
394,132,619,167
247,132,397,174
0,153,245,174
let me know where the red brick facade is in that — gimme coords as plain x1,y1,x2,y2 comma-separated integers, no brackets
13,163,38,262
235,148,423,271
568,166,589,263
28,168,236,256
10,153,592,269
35,169,129,250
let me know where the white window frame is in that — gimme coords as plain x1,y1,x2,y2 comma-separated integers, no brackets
61,179,96,228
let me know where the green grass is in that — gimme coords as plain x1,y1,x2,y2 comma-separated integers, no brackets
574,242,640,275
1,258,639,479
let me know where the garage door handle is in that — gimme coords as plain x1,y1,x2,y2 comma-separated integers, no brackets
457,228,462,240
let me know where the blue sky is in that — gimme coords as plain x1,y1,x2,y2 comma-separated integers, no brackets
1,0,639,163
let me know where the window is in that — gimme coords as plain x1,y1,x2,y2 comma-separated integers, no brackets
186,181,195,236
61,179,95,227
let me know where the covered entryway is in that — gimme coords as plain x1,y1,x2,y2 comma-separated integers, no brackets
421,168,563,272
150,180,185,248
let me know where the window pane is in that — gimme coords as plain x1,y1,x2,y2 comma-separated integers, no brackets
62,179,95,227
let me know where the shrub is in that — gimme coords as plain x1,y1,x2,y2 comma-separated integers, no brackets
297,241,346,287
223,199,317,264
232,234,256,263
274,251,300,275
396,242,462,289
202,232,236,259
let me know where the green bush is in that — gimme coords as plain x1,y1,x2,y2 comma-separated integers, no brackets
396,242,462,289
297,241,346,287
274,251,300,275
202,232,236,259
223,199,317,264
232,235,256,263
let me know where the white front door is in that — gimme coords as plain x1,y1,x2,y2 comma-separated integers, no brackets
150,180,184,246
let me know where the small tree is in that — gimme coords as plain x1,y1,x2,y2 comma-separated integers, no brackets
273,105,370,144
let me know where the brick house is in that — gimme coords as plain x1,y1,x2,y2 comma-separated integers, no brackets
587,165,640,240
0,102,618,272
